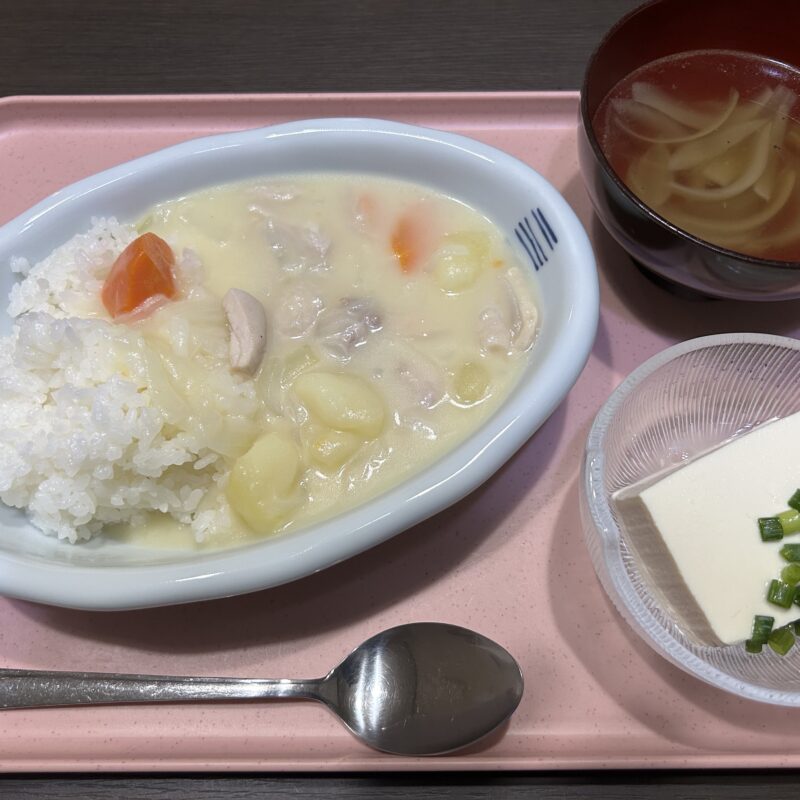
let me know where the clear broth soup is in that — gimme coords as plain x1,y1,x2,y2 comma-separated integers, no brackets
593,49,800,263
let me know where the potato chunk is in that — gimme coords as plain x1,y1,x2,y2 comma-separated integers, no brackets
432,232,488,292
453,361,490,405
226,432,302,532
309,429,363,471
294,372,385,438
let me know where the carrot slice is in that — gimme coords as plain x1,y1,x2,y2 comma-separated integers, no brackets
391,205,434,272
101,233,177,318
355,193,379,228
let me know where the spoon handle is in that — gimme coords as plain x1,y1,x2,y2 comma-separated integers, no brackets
0,668,324,709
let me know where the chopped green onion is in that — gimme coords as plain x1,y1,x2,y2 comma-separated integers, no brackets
782,564,800,585
750,614,775,646
745,616,779,655
759,517,784,541
780,544,800,562
779,509,800,536
768,579,796,608
749,497,800,656
769,626,796,656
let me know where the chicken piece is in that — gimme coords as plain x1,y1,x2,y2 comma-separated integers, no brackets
478,306,512,353
222,288,268,375
396,349,443,409
314,297,382,362
264,218,330,274
477,267,538,355
275,283,324,339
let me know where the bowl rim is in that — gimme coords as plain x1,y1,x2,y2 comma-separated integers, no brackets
579,0,800,273
0,116,599,610
584,331,800,706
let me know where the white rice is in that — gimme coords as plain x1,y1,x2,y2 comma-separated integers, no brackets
0,218,255,543
9,218,138,320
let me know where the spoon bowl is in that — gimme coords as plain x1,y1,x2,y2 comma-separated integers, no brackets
322,622,524,755
0,622,523,756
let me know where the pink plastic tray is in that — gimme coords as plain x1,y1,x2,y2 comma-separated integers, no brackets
1,92,799,772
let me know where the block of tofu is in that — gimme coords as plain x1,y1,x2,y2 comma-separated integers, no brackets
613,410,800,646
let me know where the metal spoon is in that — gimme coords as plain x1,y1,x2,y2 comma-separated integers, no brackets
0,622,523,756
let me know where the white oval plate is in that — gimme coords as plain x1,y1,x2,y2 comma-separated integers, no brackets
0,118,598,609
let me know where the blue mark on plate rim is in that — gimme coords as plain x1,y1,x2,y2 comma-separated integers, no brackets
514,207,557,271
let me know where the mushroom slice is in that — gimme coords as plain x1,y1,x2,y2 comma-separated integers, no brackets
223,288,268,375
